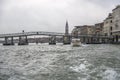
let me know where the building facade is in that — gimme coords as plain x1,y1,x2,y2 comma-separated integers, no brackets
72,25,95,37
103,13,113,36
94,22,104,36
112,5,120,36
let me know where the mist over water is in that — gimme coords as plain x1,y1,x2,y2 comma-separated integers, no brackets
0,44,120,80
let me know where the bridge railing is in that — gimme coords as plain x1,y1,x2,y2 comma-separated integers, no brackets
0,31,65,38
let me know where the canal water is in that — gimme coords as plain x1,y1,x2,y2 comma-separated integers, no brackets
0,44,120,80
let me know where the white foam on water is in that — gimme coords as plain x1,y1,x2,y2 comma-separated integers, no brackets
103,69,117,80
69,61,89,73
69,61,91,80
78,77,87,80
69,61,120,80
81,44,89,47
79,64,86,70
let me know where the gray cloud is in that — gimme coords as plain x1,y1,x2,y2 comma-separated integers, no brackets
0,0,120,34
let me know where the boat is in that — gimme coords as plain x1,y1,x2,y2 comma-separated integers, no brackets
71,38,81,47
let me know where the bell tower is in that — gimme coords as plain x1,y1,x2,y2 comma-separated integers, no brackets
63,20,71,44
65,21,69,35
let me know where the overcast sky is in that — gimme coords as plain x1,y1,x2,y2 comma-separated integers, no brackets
0,0,120,34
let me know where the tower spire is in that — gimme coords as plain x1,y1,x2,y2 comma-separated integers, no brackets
65,20,69,35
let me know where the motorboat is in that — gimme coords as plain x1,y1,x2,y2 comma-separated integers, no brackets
71,38,81,47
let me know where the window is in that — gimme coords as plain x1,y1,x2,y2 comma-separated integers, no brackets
110,20,112,23
110,32,112,35
110,26,112,31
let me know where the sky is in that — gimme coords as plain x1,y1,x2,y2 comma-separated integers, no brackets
0,0,120,34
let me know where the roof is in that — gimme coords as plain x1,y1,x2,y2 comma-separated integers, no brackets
112,5,120,11
75,25,94,28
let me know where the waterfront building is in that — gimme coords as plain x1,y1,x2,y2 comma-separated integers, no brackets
71,23,104,37
94,22,104,36
112,5,120,36
71,25,95,37
103,13,113,36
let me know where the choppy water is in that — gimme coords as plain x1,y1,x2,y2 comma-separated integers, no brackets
0,44,120,80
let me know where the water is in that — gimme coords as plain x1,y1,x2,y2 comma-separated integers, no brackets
0,44,120,80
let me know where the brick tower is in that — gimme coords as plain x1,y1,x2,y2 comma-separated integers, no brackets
63,21,71,44
65,21,69,35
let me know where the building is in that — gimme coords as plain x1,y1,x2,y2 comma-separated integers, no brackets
103,5,120,37
102,5,120,43
72,23,104,37
94,22,104,36
112,5,120,36
72,25,95,37
103,13,113,36
71,5,120,43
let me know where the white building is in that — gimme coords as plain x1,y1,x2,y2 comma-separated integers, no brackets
103,13,113,36
112,5,120,36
